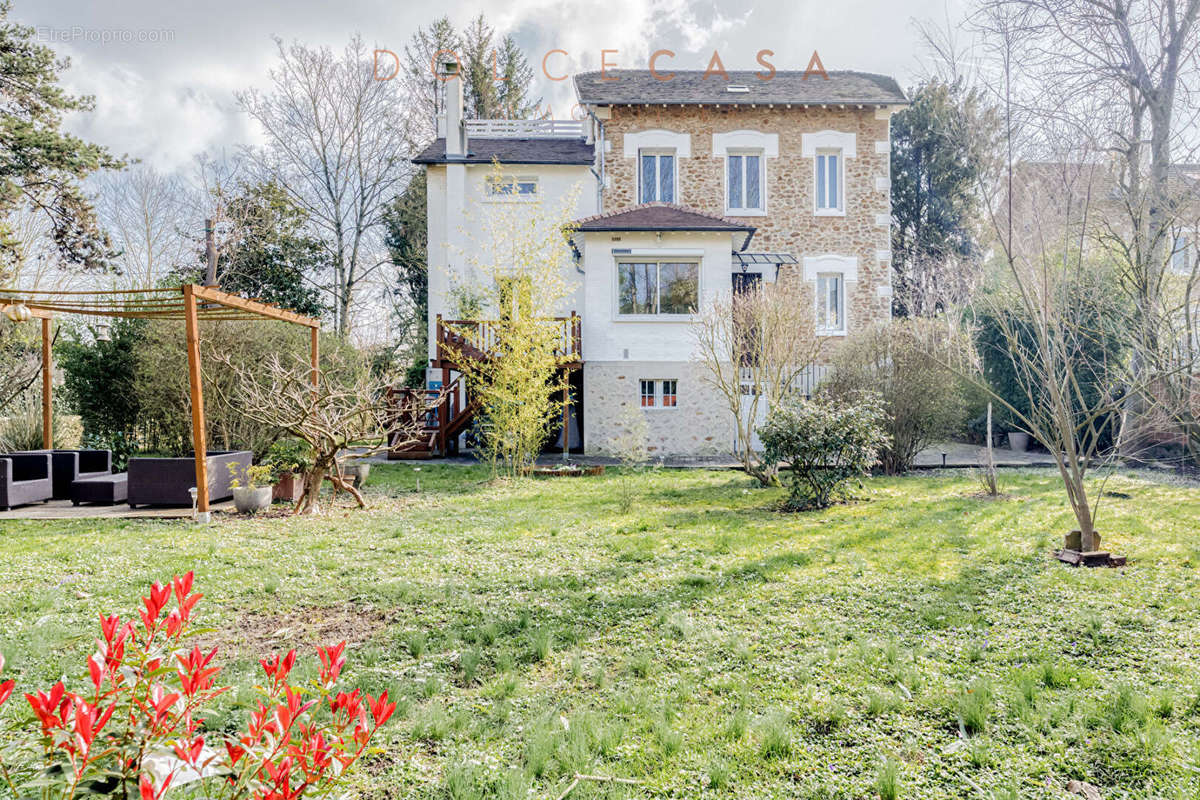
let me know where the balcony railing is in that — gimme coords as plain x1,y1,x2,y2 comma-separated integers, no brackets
435,314,581,367
465,119,585,139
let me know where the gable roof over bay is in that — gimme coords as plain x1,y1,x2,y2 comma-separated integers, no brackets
574,203,756,249
574,70,908,107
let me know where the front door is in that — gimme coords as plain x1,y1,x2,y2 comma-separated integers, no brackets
732,272,762,294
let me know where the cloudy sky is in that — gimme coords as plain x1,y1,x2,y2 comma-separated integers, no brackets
22,0,969,173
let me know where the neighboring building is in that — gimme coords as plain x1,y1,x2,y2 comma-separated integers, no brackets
408,64,908,458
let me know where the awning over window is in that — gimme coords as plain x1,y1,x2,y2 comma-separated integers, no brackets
732,252,798,268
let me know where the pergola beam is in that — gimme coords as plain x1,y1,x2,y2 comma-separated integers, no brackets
6,284,321,521
190,285,320,328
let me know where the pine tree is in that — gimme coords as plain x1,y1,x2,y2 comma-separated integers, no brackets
0,2,123,279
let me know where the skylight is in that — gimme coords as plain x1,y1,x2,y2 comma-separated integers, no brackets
725,85,750,93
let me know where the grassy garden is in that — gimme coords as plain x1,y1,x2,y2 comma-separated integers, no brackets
2,465,1200,798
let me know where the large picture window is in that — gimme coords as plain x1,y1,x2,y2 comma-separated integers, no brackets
639,150,676,203
618,261,698,316
727,151,763,213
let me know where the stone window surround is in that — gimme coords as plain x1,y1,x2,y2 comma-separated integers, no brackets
624,130,691,204
803,254,858,337
713,130,779,218
801,130,857,218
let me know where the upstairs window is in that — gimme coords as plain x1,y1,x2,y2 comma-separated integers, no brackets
727,151,764,214
639,150,676,203
815,272,845,334
618,261,699,316
486,175,538,199
814,149,843,214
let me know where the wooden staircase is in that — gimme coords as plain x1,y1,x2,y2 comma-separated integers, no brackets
387,314,581,459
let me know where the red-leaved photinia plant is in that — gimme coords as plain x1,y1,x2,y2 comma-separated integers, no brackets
0,572,395,799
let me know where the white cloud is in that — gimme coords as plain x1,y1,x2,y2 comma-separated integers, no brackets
20,0,967,174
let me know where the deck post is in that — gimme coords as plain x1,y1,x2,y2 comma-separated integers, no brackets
41,318,52,449
440,366,450,455
562,378,570,462
183,285,210,522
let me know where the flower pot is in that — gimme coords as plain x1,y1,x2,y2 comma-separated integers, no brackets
1007,432,1030,452
232,486,273,514
272,472,303,502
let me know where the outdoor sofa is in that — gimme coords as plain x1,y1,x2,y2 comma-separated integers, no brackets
0,452,53,510
127,450,251,507
8,449,113,500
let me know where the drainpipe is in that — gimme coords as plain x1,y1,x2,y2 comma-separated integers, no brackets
587,108,606,213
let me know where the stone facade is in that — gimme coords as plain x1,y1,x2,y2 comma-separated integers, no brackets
583,361,734,456
600,104,894,347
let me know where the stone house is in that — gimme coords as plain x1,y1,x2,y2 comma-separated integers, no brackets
410,65,908,458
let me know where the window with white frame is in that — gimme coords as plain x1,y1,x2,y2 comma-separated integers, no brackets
726,150,764,213
639,379,678,409
815,272,845,334
485,175,538,199
639,149,676,203
617,260,698,316
814,149,843,214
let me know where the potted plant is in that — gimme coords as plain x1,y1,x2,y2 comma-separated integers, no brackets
231,463,274,514
264,439,314,503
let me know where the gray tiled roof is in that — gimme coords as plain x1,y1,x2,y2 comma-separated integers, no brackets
575,203,755,247
574,70,908,106
412,137,594,165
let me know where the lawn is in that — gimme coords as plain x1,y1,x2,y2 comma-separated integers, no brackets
2,466,1200,799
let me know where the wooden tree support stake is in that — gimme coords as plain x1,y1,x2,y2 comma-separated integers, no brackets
555,773,642,800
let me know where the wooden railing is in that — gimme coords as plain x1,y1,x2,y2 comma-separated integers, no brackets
435,313,581,368
465,119,585,138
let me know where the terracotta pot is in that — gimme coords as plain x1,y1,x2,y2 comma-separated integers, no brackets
272,472,303,502
233,486,272,514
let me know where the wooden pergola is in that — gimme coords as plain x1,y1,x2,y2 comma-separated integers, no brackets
1,285,320,518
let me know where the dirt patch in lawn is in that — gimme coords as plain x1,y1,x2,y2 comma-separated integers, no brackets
206,603,395,662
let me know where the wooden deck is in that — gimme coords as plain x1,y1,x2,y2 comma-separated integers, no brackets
0,499,235,521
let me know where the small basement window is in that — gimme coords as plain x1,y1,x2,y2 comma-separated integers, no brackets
639,379,679,409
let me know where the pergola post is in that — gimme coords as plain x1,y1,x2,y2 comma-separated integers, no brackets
41,318,52,449
310,325,319,394
182,285,210,522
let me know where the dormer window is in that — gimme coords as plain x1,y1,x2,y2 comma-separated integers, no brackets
639,149,676,203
